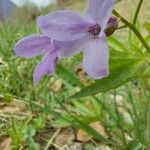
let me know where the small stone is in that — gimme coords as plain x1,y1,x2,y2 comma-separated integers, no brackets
0,136,12,150
54,128,75,147
67,142,83,150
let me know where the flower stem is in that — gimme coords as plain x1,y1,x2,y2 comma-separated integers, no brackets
117,25,127,30
133,0,144,25
113,10,150,52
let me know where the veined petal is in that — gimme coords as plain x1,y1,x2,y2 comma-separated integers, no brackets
33,50,58,83
38,10,95,41
87,0,102,22
82,36,109,79
57,37,87,58
87,0,115,29
15,34,52,58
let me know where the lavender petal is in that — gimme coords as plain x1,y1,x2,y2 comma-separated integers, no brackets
87,0,115,29
38,10,94,41
57,37,87,58
82,36,109,79
33,50,58,83
15,34,52,58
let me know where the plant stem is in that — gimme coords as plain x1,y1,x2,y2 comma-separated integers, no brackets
113,10,150,52
133,0,144,25
113,90,127,148
44,129,61,150
117,25,127,30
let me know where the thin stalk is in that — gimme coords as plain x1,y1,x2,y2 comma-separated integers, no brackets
113,10,150,52
117,25,127,30
44,129,61,150
113,90,127,148
133,0,144,25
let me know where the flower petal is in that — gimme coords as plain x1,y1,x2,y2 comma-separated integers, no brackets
38,10,95,41
33,50,58,83
82,37,109,79
15,34,52,58
87,0,115,29
57,37,87,58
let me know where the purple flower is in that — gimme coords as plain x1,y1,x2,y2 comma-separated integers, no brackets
15,0,117,83
37,0,117,79
15,35,58,83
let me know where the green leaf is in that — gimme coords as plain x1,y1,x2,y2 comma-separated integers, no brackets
71,50,144,98
25,125,36,138
71,117,117,145
109,36,128,52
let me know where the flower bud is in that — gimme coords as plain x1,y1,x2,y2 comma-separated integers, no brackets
105,17,118,37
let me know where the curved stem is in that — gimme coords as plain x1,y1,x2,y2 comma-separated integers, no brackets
113,10,150,52
133,0,144,25
117,25,127,30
